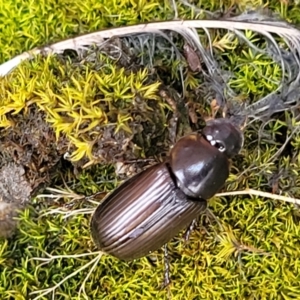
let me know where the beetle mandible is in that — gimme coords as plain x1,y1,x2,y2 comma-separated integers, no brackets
90,118,243,261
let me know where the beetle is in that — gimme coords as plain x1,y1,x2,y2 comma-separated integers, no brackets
90,118,243,261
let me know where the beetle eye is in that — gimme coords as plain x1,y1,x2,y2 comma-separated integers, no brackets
215,141,226,152
208,138,226,152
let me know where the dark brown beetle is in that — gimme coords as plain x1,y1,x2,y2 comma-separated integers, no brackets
91,118,243,260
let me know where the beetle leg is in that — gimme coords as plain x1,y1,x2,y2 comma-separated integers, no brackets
162,244,172,299
183,218,197,243
163,244,171,286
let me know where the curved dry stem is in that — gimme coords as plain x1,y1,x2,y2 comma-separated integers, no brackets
265,121,300,164
2,17,300,78
78,253,102,299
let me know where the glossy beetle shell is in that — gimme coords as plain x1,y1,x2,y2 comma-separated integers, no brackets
91,118,243,260
91,163,206,260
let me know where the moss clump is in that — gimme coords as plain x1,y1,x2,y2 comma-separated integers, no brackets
0,53,170,164
0,0,174,64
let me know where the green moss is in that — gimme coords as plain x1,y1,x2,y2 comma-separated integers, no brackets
0,54,168,163
0,0,174,64
1,0,300,299
2,191,300,299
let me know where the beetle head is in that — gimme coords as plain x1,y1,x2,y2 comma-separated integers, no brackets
202,118,244,158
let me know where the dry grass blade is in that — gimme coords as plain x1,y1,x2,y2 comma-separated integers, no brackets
36,186,85,202
30,251,104,300
31,251,101,263
39,207,94,219
216,188,300,205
